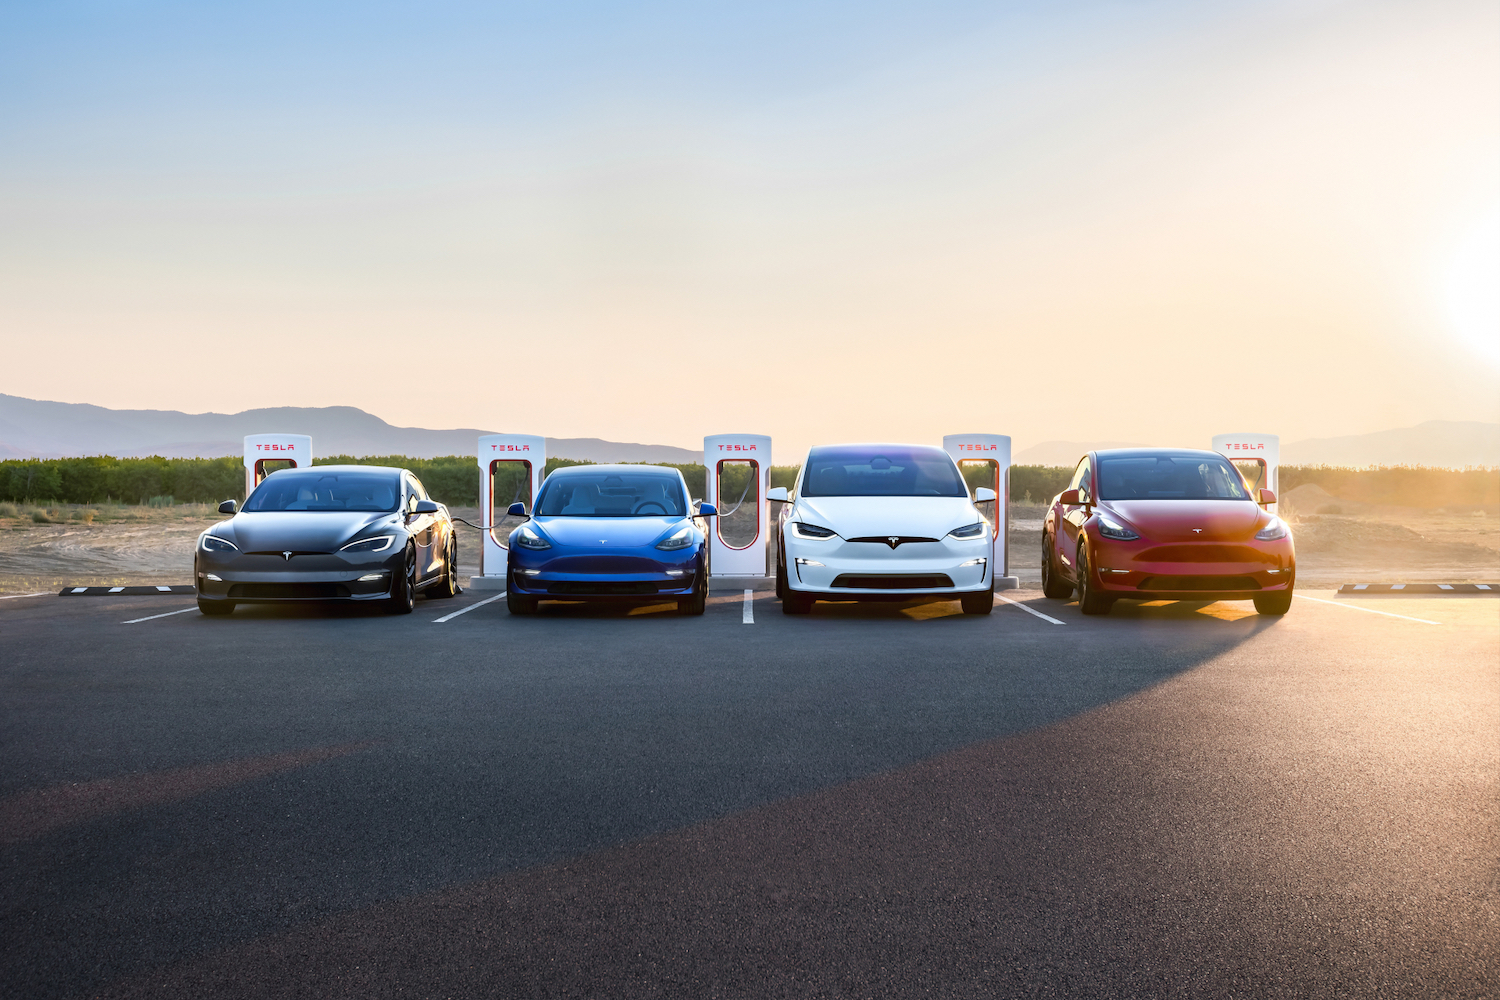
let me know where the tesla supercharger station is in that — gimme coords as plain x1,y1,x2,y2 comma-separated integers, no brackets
1212,433,1279,515
476,434,546,586
943,434,1019,591
704,434,771,577
243,434,312,498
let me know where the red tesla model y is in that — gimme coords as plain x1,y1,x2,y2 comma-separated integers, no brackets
1041,448,1294,616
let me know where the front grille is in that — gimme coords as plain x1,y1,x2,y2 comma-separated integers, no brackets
830,574,954,590
547,556,663,574
1145,544,1265,563
846,536,940,549
545,581,665,596
1137,575,1261,592
229,583,351,600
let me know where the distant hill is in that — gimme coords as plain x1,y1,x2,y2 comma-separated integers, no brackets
1013,441,1146,466
0,395,702,464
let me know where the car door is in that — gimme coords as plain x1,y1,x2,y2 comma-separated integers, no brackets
405,474,437,580
1058,456,1092,579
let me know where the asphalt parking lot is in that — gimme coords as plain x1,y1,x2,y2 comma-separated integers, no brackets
1,584,1495,998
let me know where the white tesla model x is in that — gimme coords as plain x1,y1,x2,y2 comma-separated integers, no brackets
771,444,996,615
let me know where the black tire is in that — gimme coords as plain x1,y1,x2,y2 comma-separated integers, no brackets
1254,589,1293,615
1076,542,1113,616
386,545,416,615
678,567,706,615
506,589,538,614
960,587,994,615
782,585,814,615
1041,532,1072,599
198,600,234,616
431,536,460,599
775,546,787,600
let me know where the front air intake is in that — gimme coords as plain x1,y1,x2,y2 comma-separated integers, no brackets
1136,575,1261,592
830,574,954,590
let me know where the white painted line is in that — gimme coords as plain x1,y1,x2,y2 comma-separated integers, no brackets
72,587,87,594
742,589,754,624
997,594,1067,625
156,585,172,592
122,607,197,624
432,593,506,623
1479,585,1492,591
1353,584,1368,591
109,586,124,593
1439,584,1453,590
0,592,50,600
1391,584,1405,591
1296,594,1441,625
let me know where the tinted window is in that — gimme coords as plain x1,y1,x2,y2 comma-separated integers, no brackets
800,446,966,497
535,472,687,517
243,472,401,512
1097,455,1250,501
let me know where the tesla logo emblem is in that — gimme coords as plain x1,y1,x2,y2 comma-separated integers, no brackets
282,551,293,560
254,444,299,452
717,444,757,452
1192,529,1203,534
489,444,531,451
887,536,901,548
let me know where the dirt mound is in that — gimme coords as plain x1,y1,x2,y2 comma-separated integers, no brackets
1279,483,1367,519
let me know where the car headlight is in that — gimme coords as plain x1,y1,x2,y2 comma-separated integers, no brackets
1255,517,1289,541
791,522,837,539
656,526,695,550
514,524,552,550
1096,515,1140,540
200,534,238,553
948,522,986,539
340,534,396,553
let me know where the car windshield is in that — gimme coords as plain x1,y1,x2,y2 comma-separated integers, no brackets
243,472,401,512
535,471,687,517
801,446,967,497
1097,454,1251,501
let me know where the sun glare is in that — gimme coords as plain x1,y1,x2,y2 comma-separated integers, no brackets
1443,207,1500,367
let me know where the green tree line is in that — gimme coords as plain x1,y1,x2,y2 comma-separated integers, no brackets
3,455,1494,509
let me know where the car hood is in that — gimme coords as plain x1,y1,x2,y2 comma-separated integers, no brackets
221,511,401,552
1101,499,1264,542
531,516,687,549
795,496,981,539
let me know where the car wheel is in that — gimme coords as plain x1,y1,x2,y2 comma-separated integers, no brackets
431,536,460,598
506,589,538,614
782,585,814,614
1041,531,1072,599
678,566,707,616
960,586,994,615
386,545,416,615
1253,589,1294,615
1076,542,1113,616
198,600,234,616
775,545,787,600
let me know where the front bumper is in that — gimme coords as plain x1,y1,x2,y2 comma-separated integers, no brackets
507,547,703,601
785,535,992,596
1088,536,1295,601
195,550,402,603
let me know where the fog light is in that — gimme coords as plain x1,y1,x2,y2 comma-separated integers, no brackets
204,573,222,582
796,558,824,567
522,569,541,576
959,558,986,568
1103,568,1130,575
1267,568,1283,574
357,573,386,582
665,570,686,577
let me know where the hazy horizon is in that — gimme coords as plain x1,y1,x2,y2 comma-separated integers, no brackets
2,0,1497,461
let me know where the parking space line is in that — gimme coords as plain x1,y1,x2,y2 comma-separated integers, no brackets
432,593,506,623
997,594,1066,625
742,589,754,624
0,593,49,601
1296,594,1441,625
123,607,197,624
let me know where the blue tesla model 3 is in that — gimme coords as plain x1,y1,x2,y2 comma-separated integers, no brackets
505,464,717,615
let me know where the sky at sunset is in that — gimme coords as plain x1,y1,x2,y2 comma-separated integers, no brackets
1,0,1497,461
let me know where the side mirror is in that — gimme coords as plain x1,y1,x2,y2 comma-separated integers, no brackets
507,502,528,517
1059,489,1080,505
697,503,719,517
411,499,440,515
1259,489,1277,506
974,487,997,503
218,499,237,514
766,487,789,503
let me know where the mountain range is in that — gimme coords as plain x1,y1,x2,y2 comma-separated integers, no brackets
1,395,1495,468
